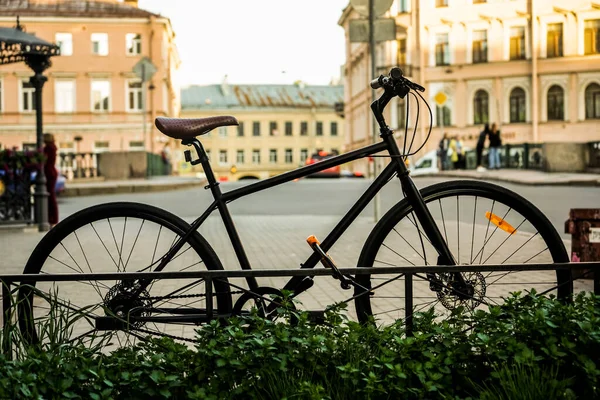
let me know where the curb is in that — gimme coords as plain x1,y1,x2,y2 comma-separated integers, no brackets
61,179,207,197
419,173,600,187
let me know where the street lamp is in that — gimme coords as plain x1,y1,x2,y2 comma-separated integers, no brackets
0,17,60,231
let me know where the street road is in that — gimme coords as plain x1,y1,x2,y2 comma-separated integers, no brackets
57,177,600,239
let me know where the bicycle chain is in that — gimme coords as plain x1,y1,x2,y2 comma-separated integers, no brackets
109,290,246,344
142,290,245,302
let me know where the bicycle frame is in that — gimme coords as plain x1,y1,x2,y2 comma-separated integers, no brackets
154,87,456,299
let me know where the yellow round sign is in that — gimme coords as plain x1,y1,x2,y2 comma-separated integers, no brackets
230,165,237,174
0,180,5,197
434,91,448,106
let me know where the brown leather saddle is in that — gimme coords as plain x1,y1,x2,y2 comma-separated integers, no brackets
155,116,239,140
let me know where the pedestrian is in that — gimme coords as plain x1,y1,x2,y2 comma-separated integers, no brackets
488,123,502,170
161,142,172,175
449,135,465,170
43,133,59,227
476,123,490,172
438,133,450,171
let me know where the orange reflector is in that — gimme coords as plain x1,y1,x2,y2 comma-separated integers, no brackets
485,212,517,235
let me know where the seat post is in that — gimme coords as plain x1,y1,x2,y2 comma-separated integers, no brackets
183,138,221,197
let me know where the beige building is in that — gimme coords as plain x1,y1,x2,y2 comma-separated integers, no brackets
0,0,180,161
179,82,344,180
339,0,600,174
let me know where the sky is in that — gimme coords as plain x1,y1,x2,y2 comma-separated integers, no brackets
138,0,349,87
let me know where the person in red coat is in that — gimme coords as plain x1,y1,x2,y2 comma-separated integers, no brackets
43,133,59,226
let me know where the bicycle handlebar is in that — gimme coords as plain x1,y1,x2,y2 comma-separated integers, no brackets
370,67,425,93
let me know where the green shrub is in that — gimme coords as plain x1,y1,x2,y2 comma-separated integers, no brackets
0,291,598,399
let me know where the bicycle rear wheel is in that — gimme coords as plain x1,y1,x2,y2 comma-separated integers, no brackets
355,180,573,324
18,202,232,350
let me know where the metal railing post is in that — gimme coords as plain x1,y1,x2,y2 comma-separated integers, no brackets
2,279,12,358
206,277,213,320
405,273,413,336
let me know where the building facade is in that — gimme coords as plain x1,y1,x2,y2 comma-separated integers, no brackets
0,0,180,158
179,82,344,180
339,0,600,174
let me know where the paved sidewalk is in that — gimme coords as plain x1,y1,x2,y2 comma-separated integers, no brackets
62,176,206,197
423,169,600,186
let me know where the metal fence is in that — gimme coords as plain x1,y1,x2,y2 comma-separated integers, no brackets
0,159,34,224
465,143,544,170
2,262,599,350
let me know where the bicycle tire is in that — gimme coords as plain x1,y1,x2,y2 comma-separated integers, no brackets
18,202,232,346
355,180,572,324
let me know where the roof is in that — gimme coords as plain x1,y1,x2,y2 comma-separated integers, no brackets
0,0,160,18
181,83,344,111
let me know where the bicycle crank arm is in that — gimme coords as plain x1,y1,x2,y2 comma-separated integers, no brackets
307,235,353,290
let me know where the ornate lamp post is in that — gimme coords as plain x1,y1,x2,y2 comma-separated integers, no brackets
0,17,60,231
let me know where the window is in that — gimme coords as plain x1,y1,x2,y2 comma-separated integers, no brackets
435,0,448,7
55,80,75,113
547,85,564,121
473,90,489,124
94,141,110,153
253,121,260,136
509,27,525,60
218,127,227,138
59,142,74,153
316,121,323,136
300,149,308,163
91,33,109,56
252,149,261,164
398,0,409,12
584,19,600,55
285,121,293,136
269,121,278,136
397,38,407,66
91,80,110,112
127,80,143,112
472,30,487,63
219,150,228,165
285,148,293,163
236,150,244,164
509,87,526,123
129,141,145,151
55,33,72,56
435,33,450,66
585,83,600,119
331,122,338,136
269,149,277,163
300,121,308,136
126,33,142,55
237,122,244,136
436,105,451,126
546,23,563,58
20,80,35,112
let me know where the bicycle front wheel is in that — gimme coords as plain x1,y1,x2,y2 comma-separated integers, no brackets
18,202,232,350
355,180,573,324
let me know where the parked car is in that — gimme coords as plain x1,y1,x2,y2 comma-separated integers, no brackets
305,151,341,178
409,150,439,176
340,170,365,179
0,170,66,195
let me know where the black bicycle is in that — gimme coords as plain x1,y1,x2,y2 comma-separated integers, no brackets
19,67,573,347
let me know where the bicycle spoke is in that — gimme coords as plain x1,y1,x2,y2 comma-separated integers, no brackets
470,196,477,263
393,226,427,264
107,218,125,273
91,222,120,270
481,217,527,265
457,196,460,264
124,220,145,271
381,243,416,266
439,199,448,244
